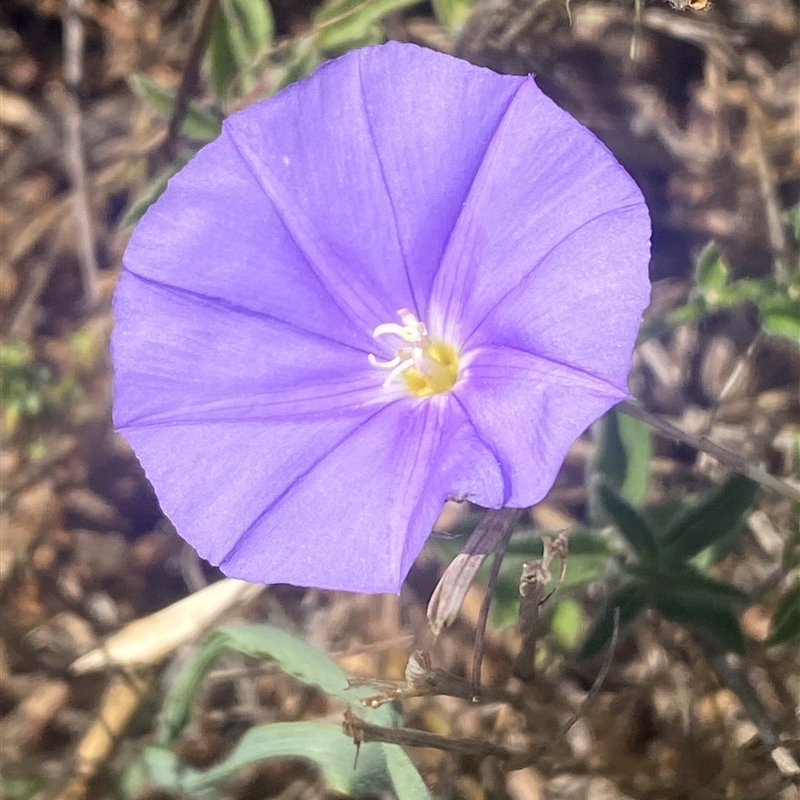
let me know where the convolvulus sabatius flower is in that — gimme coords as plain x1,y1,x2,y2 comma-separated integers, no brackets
113,42,651,593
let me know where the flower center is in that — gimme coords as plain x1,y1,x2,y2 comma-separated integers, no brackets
368,309,459,397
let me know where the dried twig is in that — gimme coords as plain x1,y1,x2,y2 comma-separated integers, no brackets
470,508,524,696
619,400,800,502
709,652,800,785
514,533,569,680
345,609,622,772
63,0,100,309
162,0,220,161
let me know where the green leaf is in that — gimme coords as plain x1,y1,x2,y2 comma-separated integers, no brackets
577,581,650,661
157,623,350,745
385,746,433,800
661,566,750,607
592,409,652,508
431,0,475,31
761,312,800,341
694,243,729,294
143,722,389,798
206,0,275,100
766,580,800,647
128,74,221,141
312,0,420,52
551,598,586,650
597,481,660,566
652,591,745,654
660,474,759,565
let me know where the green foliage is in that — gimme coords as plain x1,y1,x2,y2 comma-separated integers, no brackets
766,578,800,647
659,474,760,565
205,0,275,101
578,581,651,660
128,74,222,142
127,622,429,800
431,0,476,31
591,409,652,509
596,480,659,566
312,0,421,52
578,476,759,659
638,242,800,346
0,340,52,435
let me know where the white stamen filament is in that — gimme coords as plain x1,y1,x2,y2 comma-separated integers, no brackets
368,309,459,396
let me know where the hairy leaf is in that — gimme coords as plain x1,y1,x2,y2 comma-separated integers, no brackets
660,474,759,564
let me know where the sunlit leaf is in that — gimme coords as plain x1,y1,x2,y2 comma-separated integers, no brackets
142,723,386,798
431,0,475,31
592,409,652,508
157,623,350,745
694,243,728,293
312,0,420,52
551,598,586,650
206,0,275,100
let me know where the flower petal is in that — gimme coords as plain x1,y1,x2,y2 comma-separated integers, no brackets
353,43,525,312
467,206,651,390
123,390,510,593
430,76,650,381
112,270,380,430
124,128,366,350
454,345,627,507
223,43,526,331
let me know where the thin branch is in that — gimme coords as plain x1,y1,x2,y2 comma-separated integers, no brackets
471,508,524,696
63,0,100,309
162,0,220,161
619,400,800,502
709,652,800,784
345,609,621,772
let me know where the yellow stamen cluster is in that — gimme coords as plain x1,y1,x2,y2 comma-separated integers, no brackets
368,309,459,397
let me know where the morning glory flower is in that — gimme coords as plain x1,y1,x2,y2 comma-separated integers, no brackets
112,42,651,594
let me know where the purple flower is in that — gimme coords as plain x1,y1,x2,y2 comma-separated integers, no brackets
112,42,651,594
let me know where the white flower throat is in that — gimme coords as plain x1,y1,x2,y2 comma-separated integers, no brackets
368,309,459,397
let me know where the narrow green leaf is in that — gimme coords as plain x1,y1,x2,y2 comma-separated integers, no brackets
662,567,750,607
761,312,800,342
158,623,350,745
652,591,745,654
144,723,382,798
312,0,420,52
784,202,800,242
766,581,800,646
694,243,728,293
431,0,475,31
661,474,759,564
128,74,222,141
597,481,660,566
385,747,432,800
592,409,652,508
577,581,650,661
206,0,275,100
551,598,586,650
